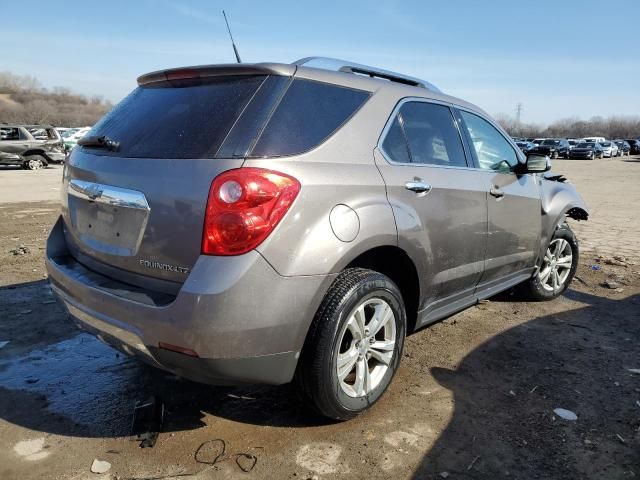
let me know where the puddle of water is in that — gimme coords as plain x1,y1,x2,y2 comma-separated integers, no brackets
0,333,148,434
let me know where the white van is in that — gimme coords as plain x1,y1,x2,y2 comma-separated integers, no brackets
583,137,605,143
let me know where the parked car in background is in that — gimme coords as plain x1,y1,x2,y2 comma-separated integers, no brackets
567,139,580,150
599,141,618,158
515,141,536,153
45,57,588,420
569,141,603,160
0,124,66,169
530,138,571,159
583,137,606,143
625,139,640,155
62,127,92,152
614,140,630,156
532,138,545,145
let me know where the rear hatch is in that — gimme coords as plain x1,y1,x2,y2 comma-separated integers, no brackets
61,68,292,285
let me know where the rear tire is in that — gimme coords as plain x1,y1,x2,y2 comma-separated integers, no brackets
23,155,46,170
521,224,578,301
296,268,406,420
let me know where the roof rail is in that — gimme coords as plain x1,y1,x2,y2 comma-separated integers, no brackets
293,57,441,92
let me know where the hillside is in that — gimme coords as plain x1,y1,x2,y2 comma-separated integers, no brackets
0,71,113,127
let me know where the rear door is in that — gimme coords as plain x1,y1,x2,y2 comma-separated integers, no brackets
375,99,488,313
62,74,286,284
456,109,541,289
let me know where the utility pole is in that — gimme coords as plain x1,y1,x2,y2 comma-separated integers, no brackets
515,102,523,125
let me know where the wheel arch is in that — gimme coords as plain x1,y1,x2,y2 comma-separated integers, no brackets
344,245,421,334
539,178,589,264
22,150,49,165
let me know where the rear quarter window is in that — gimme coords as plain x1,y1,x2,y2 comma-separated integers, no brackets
250,79,370,157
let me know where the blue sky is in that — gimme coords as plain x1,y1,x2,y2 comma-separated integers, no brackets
1,0,638,124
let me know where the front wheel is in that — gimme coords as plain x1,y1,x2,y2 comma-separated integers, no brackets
296,268,406,420
521,224,579,301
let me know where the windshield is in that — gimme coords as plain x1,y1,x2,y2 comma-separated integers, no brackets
601,142,611,147
541,139,560,145
577,142,595,148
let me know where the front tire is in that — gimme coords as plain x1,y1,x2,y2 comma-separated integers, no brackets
296,268,406,420
521,224,579,301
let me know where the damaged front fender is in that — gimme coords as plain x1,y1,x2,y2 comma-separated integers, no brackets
538,173,589,262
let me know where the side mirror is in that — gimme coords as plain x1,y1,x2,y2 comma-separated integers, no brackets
517,153,551,174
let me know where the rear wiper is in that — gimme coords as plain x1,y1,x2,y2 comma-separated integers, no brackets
77,135,120,152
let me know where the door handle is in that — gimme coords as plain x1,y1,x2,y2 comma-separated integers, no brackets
405,180,432,194
489,187,504,198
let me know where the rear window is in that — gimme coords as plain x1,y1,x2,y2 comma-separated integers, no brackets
86,76,266,159
250,79,370,157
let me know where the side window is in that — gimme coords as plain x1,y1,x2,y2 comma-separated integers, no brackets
381,116,411,164
0,128,19,141
251,79,370,157
397,102,467,167
460,110,518,172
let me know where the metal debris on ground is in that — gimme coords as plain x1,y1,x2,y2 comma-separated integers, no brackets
602,279,621,289
90,459,111,474
553,408,578,421
131,396,164,448
467,455,481,471
9,245,31,255
0,340,9,349
628,369,640,375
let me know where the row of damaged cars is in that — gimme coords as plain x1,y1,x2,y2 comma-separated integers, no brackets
513,136,640,160
0,124,91,170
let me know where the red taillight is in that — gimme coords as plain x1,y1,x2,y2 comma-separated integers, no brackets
202,168,301,256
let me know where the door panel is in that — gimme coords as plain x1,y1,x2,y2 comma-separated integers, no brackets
455,108,541,286
375,100,489,310
480,171,541,285
375,150,487,308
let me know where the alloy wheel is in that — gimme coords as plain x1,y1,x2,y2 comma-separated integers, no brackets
336,298,396,398
538,238,573,292
27,158,43,170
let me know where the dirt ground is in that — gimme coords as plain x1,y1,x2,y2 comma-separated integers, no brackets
0,158,639,480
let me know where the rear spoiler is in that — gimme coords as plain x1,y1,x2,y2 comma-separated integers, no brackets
137,63,297,86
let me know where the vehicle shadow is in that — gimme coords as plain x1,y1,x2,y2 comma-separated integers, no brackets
1,280,639,475
0,280,331,439
411,288,640,479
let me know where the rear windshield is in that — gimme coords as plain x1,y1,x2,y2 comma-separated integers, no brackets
87,76,266,158
84,75,369,159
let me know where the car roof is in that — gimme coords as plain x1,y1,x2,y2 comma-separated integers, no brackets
138,59,491,119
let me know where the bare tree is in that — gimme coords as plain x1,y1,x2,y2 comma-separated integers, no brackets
0,71,112,126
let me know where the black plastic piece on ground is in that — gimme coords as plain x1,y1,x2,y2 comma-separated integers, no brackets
131,396,164,448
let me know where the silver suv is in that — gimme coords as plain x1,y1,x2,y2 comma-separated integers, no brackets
46,57,588,420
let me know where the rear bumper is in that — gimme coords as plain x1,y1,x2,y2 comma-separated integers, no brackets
46,216,335,385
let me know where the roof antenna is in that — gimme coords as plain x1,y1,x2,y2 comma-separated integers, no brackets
222,10,242,63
